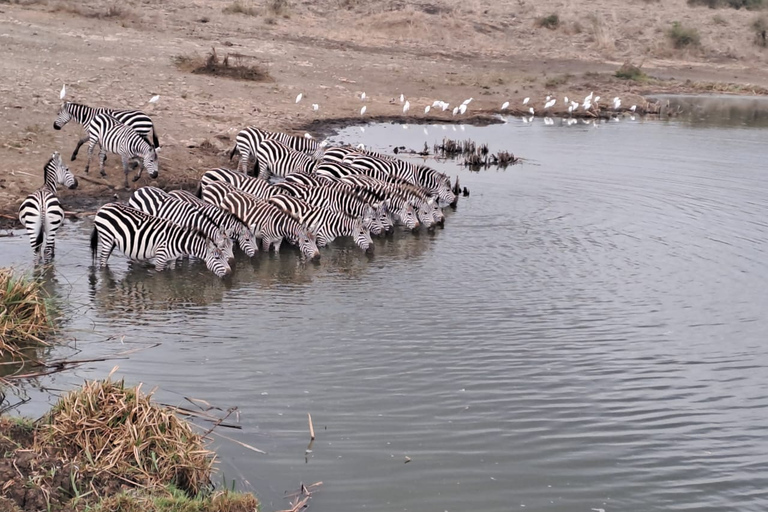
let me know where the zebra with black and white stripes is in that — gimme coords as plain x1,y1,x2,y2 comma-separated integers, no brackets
268,194,373,252
169,189,258,257
316,160,391,182
255,139,320,181
128,186,234,260
91,203,231,277
17,152,78,263
198,167,279,202
229,127,325,174
215,186,321,259
82,114,159,188
53,101,159,161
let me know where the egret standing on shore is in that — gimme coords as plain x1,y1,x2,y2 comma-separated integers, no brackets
501,101,509,110
360,105,367,116
295,93,303,104
403,100,410,113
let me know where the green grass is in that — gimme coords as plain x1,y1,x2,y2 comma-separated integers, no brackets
89,485,259,512
0,268,53,354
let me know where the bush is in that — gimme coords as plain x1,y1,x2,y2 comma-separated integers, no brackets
222,0,258,16
668,22,701,48
0,268,52,355
688,0,765,9
535,14,560,30
615,61,648,81
753,15,768,45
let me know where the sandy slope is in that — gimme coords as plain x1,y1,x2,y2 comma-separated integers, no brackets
2,0,768,223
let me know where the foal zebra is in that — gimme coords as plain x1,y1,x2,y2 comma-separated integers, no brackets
82,114,159,188
91,202,230,277
128,186,234,260
268,194,373,252
17,152,78,263
255,139,319,181
53,101,159,161
216,186,321,259
229,127,324,174
169,189,258,257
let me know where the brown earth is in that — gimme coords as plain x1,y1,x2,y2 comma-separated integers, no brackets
3,0,768,227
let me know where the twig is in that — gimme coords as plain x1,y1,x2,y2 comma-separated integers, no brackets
208,430,266,454
308,413,315,440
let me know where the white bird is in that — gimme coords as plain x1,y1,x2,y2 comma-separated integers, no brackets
564,96,569,104
544,99,556,109
441,102,450,111
304,132,314,139
360,105,367,116
523,97,530,105
356,143,365,150
359,126,366,133
149,95,160,104
403,100,410,113
522,116,530,124
361,92,366,101
546,95,551,102
528,107,535,115
400,93,405,103
59,84,66,100
568,105,573,114
462,98,473,106
423,127,429,135
613,98,621,110
452,107,458,115
594,96,601,103
312,103,319,111
571,100,579,110
424,105,431,114
501,101,509,110
459,104,467,115
630,105,637,112
295,93,303,103
432,100,441,107
585,91,594,102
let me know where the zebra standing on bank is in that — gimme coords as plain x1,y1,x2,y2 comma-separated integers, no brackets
169,189,258,257
128,186,234,260
268,194,373,252
229,127,325,174
255,139,320,181
53,101,159,161
17,152,78,263
91,202,231,277
82,113,159,188
216,186,321,259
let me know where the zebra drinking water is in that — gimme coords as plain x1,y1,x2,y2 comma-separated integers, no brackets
91,202,231,277
82,114,159,189
255,139,320,181
128,186,234,260
17,152,78,263
53,101,159,161
229,127,325,174
169,189,258,257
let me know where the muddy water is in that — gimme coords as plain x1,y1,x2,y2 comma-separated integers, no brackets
2,109,768,512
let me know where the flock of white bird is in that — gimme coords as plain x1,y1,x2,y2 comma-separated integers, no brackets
291,88,638,122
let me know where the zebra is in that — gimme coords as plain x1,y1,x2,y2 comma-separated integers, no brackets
316,160,391,182
128,186,234,260
82,113,159,189
347,154,457,207
168,189,258,257
53,101,159,161
197,167,278,202
229,127,324,174
268,194,373,252
217,186,321,259
273,180,407,232
91,202,231,277
255,139,320,181
17,152,78,263
322,146,392,165
338,174,436,229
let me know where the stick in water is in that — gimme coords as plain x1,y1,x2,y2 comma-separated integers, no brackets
308,413,315,440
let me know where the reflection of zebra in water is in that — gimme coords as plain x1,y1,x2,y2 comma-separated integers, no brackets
216,185,321,259
91,202,231,277
268,194,374,252
17,152,78,263
53,101,159,160
128,186,234,260
82,114,159,189
229,127,324,174
255,139,320,181
169,189,258,257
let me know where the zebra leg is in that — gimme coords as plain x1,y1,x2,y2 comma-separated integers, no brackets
26,221,43,263
238,151,250,174
261,238,272,252
71,135,90,161
43,233,56,263
273,238,283,253
84,140,97,174
98,237,116,268
99,150,108,178
121,155,132,188
131,158,144,183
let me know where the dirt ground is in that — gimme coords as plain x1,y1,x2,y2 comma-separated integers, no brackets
3,0,768,227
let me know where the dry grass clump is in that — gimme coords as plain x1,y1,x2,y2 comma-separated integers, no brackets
173,49,271,82
615,61,649,81
668,21,701,48
753,15,768,45
688,0,765,9
0,268,52,356
40,378,214,495
51,1,136,21
222,0,259,16
535,13,560,29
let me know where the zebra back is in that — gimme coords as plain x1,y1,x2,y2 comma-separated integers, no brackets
256,139,318,181
200,167,278,200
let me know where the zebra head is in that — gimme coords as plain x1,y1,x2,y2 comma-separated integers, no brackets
203,239,231,278
394,202,420,231
214,229,235,261
231,224,258,257
351,218,374,253
376,201,395,234
296,226,321,260
414,199,435,230
45,152,78,190
427,196,445,226
53,102,73,130
143,149,159,179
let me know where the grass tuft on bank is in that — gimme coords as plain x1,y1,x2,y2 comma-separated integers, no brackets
0,268,53,356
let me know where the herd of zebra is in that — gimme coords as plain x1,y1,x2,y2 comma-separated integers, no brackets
18,101,460,277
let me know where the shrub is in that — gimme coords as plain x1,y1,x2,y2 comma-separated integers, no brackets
0,268,52,355
688,0,764,9
615,61,648,81
753,15,768,45
668,22,701,48
535,14,560,30
222,0,258,16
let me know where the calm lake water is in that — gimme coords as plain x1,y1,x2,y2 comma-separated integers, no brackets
2,105,768,512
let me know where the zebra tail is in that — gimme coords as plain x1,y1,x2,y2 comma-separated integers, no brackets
34,223,45,252
90,227,99,260
194,182,203,198
251,158,260,177
228,145,238,161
